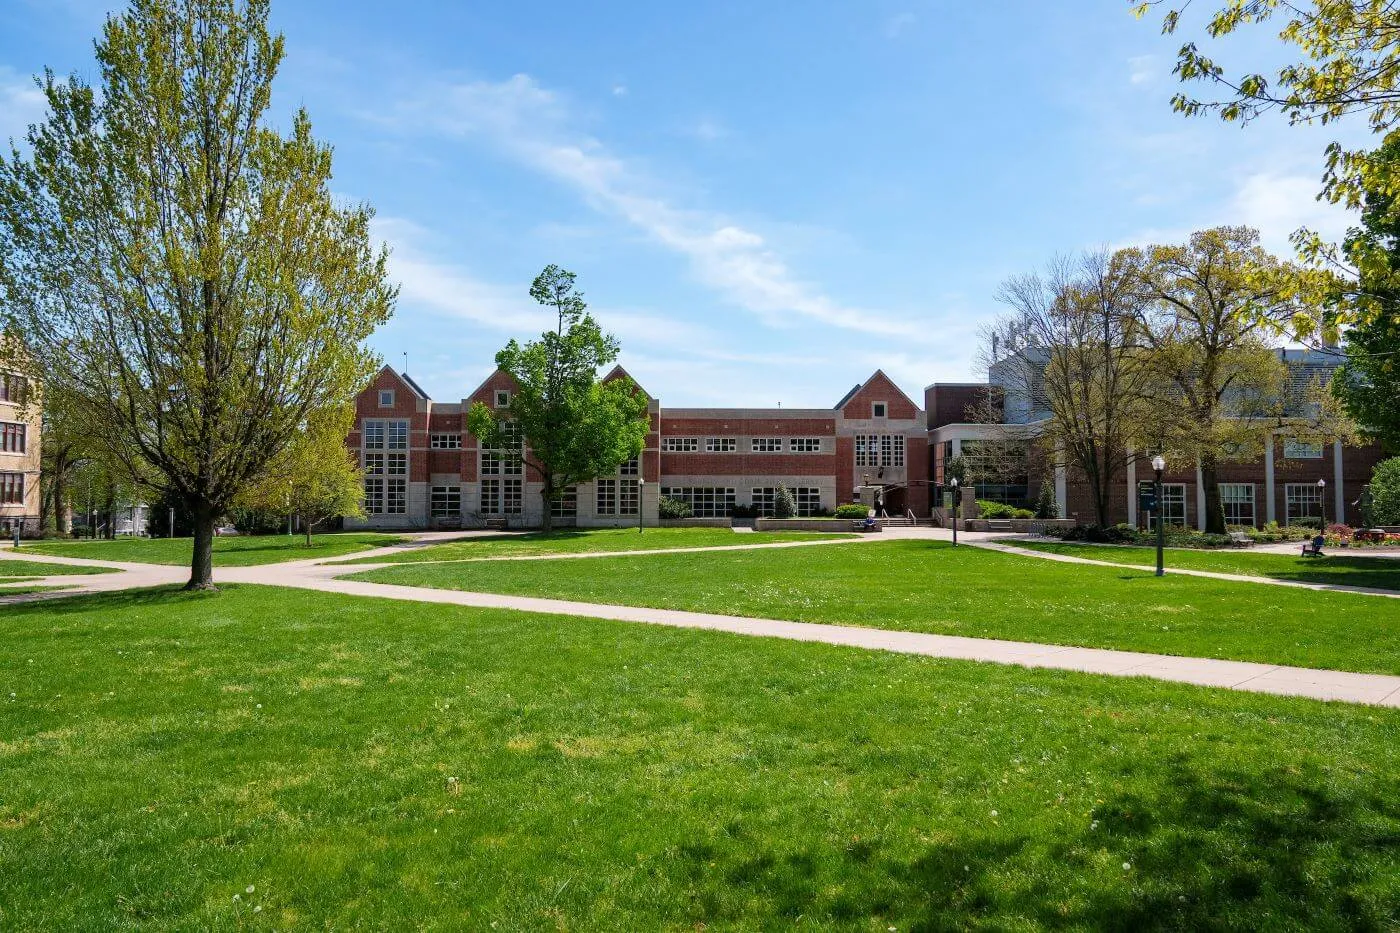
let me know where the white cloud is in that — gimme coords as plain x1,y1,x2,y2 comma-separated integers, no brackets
381,73,932,342
1128,54,1158,86
611,84,628,97
682,117,728,142
0,67,45,144
1229,170,1350,254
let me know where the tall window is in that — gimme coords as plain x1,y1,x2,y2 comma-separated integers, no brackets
481,478,522,515
0,472,23,504
0,422,24,454
619,479,639,515
619,457,639,476
387,420,408,450
430,486,461,518
856,434,905,468
596,479,618,515
0,373,26,403
363,421,385,449
551,485,578,517
751,487,775,516
1220,483,1255,528
363,440,407,515
481,449,522,476
1160,483,1187,527
1285,483,1323,526
386,479,406,514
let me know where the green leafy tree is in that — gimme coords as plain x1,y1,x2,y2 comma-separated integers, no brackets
467,266,650,533
235,406,364,546
773,483,797,519
1369,456,1400,524
0,0,395,588
1327,131,1400,451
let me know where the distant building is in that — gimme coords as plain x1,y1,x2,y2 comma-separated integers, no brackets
345,366,928,529
0,368,40,536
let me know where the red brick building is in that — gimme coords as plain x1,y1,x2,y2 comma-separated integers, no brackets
346,367,929,529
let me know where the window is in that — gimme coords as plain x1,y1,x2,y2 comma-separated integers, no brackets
0,373,26,404
872,402,887,418
387,420,408,450
551,485,578,517
596,479,618,515
481,478,522,515
430,433,461,450
1283,438,1323,459
496,420,523,450
378,389,394,408
494,389,511,409
1220,483,1255,528
1160,483,1187,527
751,437,782,453
0,472,23,504
789,438,821,453
480,450,521,476
430,486,461,518
364,451,407,515
1286,483,1323,526
386,453,407,475
752,487,822,517
660,486,735,518
855,434,905,468
619,457,639,476
619,479,639,515
363,452,384,475
0,422,24,454
386,479,406,513
363,421,385,450
363,477,384,514
661,437,699,452
705,437,737,452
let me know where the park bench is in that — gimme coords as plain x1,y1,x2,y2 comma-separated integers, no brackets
1227,531,1251,547
484,517,509,531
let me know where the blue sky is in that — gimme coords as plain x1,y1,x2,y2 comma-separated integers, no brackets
0,0,1367,406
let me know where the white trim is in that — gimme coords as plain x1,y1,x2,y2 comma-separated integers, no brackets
1334,440,1344,522
1264,437,1276,523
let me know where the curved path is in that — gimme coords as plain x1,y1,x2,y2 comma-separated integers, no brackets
2,533,1398,707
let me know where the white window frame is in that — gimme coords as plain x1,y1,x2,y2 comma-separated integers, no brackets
872,401,887,419
494,389,512,409
429,433,461,450
0,421,25,454
751,437,781,453
705,437,737,453
551,485,578,517
386,420,408,450
660,486,735,518
661,437,699,453
1220,483,1255,528
430,485,461,518
619,457,639,476
1285,483,1324,526
789,438,821,453
596,478,618,516
385,478,407,514
363,421,385,450
1159,483,1187,528
378,389,394,408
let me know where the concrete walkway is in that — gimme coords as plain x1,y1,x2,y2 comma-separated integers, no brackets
2,540,1398,707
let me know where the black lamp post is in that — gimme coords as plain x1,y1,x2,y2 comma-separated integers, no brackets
1152,455,1166,577
1317,477,1327,529
950,476,959,547
637,477,645,534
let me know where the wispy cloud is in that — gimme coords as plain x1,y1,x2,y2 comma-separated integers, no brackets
373,73,931,341
0,66,45,144
1127,54,1158,86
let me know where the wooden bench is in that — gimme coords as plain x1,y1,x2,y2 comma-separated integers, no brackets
1227,531,1251,547
484,517,509,531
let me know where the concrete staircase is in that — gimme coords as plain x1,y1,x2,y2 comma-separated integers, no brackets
880,516,935,528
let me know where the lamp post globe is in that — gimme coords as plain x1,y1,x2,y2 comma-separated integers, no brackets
950,477,959,547
1151,456,1166,577
1317,477,1327,529
637,478,645,534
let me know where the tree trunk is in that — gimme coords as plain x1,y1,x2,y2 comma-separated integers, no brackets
52,453,69,535
1200,454,1226,534
187,502,217,590
540,480,554,534
303,513,312,548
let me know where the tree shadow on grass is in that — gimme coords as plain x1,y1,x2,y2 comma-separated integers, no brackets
672,759,1399,930
0,585,217,620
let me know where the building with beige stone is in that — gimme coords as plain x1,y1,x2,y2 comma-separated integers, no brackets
0,367,40,536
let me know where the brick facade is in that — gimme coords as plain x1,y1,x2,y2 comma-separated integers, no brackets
0,367,41,536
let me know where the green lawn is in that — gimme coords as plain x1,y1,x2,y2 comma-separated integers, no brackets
1017,541,1400,591
1,586,1396,928
0,558,119,577
336,526,854,564
349,540,1400,675
21,532,406,567
0,583,75,596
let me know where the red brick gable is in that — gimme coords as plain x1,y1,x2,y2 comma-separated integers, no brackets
465,369,521,408
355,367,421,419
839,371,919,420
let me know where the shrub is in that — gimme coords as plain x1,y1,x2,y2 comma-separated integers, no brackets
1371,456,1400,525
773,483,797,519
976,500,1018,519
1246,521,1314,543
657,496,693,520
834,503,869,519
1011,508,1035,519
1290,516,1322,530
1034,482,1058,519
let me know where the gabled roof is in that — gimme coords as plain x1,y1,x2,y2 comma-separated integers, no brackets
603,364,654,402
835,369,920,413
833,383,863,410
399,370,430,400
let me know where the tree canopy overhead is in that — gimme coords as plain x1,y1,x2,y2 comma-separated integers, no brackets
0,0,396,587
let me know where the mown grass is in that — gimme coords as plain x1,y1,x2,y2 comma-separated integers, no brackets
0,558,119,577
0,583,75,595
349,539,1400,675
1017,541,1400,591
0,585,1395,929
336,526,853,564
21,532,406,567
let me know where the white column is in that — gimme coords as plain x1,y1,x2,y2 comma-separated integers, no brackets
951,438,962,458
1334,440,1344,524
1264,437,1276,524
1195,460,1206,531
1125,448,1137,527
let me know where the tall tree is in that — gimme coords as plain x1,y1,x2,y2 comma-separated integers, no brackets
1331,130,1400,451
235,405,364,545
993,250,1155,527
467,265,650,534
0,0,395,588
1123,228,1304,533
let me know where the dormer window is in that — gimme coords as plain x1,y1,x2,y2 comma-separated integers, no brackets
378,389,395,408
872,402,887,419
494,389,512,409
